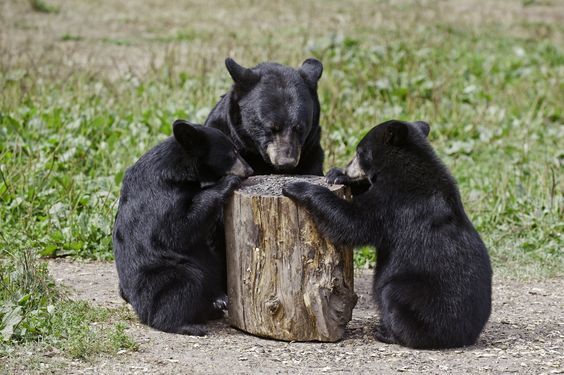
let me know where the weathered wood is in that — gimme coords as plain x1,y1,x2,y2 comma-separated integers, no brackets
224,175,357,342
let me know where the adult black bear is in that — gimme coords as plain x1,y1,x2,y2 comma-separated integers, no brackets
204,58,324,175
113,120,253,336
283,120,492,349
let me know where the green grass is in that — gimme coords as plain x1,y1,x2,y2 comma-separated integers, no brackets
0,251,137,362
1,2,562,273
60,34,83,42
2,21,561,276
28,0,59,14
0,0,562,362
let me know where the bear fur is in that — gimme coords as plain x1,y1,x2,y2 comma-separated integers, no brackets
204,58,325,175
113,119,253,336
283,120,492,349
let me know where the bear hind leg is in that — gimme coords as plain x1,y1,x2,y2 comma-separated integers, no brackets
176,324,208,336
377,281,436,349
143,269,220,335
374,322,398,345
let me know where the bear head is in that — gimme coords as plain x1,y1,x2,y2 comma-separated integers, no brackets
225,57,323,171
173,119,253,182
343,120,431,183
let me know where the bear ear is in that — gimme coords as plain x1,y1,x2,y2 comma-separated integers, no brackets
225,58,260,87
414,121,430,137
385,121,409,146
172,120,207,156
299,58,323,86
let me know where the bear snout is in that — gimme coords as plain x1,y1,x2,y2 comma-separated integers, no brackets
265,135,301,170
274,157,299,170
344,154,367,181
229,156,254,177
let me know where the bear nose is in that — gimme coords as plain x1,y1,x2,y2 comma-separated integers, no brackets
277,158,298,169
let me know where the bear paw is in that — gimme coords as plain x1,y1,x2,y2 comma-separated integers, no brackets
326,167,350,185
374,324,397,345
213,294,228,311
216,175,242,196
282,181,313,201
178,324,208,336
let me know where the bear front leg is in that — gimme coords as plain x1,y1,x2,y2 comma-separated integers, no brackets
282,182,369,247
186,175,242,230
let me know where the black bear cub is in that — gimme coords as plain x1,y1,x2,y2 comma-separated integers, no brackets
113,120,253,336
205,58,325,175
283,120,492,349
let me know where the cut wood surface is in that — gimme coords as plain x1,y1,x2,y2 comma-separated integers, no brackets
224,175,358,342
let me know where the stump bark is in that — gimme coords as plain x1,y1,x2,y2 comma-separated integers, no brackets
224,175,358,342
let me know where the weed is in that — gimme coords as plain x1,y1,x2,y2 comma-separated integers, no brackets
29,0,58,14
0,252,137,359
61,34,83,42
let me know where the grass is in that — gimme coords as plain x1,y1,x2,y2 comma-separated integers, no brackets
0,251,137,365
0,0,562,365
0,2,561,269
28,0,59,14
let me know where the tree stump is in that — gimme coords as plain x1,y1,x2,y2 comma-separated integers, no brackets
224,175,358,342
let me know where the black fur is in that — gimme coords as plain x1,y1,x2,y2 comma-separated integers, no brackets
283,120,492,349
113,120,252,336
204,58,324,175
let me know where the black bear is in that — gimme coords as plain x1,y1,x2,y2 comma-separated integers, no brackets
204,57,324,175
283,120,492,349
113,119,253,336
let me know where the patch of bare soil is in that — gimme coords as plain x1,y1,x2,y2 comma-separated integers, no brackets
46,260,564,374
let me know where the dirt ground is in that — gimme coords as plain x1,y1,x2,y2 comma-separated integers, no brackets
44,260,564,374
